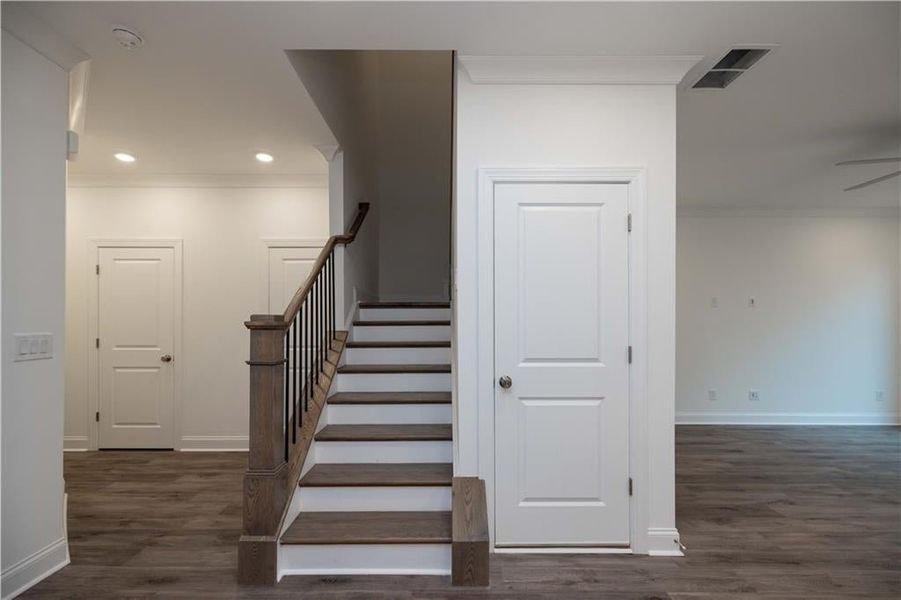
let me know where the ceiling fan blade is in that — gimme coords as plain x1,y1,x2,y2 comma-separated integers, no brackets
835,157,901,166
844,170,901,192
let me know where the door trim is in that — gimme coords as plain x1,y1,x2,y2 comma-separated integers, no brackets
474,167,649,553
257,238,327,314
86,239,184,451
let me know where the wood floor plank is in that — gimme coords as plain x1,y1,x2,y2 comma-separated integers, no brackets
299,463,453,487
314,424,452,442
19,426,901,598
328,392,451,405
281,511,452,545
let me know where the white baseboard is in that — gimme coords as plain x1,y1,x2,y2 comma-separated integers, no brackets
63,436,89,451
1,537,69,600
343,300,359,332
645,528,683,557
179,435,248,451
676,411,901,426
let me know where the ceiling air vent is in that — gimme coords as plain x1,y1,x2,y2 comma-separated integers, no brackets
693,47,772,89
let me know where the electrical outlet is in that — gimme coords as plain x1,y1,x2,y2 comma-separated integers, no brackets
707,390,717,402
875,391,885,403
749,390,760,402
748,297,757,308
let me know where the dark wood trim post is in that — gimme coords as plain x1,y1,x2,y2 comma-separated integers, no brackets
238,315,288,585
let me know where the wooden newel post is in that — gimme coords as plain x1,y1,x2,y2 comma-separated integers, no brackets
238,315,288,585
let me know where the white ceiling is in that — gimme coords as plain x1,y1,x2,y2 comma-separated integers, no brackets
23,1,901,207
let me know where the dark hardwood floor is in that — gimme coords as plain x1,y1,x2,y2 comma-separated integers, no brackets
24,426,900,598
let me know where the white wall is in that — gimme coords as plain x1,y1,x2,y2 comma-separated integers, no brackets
1,31,71,597
453,57,690,555
65,185,329,450
290,51,452,305
676,213,901,424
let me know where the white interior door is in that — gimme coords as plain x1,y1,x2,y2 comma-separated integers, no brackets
98,246,177,449
267,245,323,313
494,182,631,547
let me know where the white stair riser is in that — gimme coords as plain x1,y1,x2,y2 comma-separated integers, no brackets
316,440,452,463
352,325,450,343
358,308,450,321
345,346,451,365
328,403,452,425
336,372,451,393
298,486,451,512
280,544,451,577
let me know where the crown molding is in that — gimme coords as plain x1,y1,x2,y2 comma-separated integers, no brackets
67,173,328,189
458,55,703,85
677,205,901,218
2,4,90,71
315,144,341,162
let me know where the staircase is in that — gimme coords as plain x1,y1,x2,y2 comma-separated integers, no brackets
278,301,454,577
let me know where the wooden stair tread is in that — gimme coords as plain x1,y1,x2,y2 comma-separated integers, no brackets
346,340,450,348
282,511,452,545
300,463,453,487
353,320,450,327
328,392,451,405
359,302,450,309
338,363,451,374
315,424,452,442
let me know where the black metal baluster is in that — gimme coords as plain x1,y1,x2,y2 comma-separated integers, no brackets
319,269,325,373
283,327,289,462
330,252,335,345
291,314,303,444
306,294,312,412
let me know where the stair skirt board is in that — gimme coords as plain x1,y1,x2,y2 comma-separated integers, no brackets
352,326,451,343
279,544,452,577
315,441,453,463
336,372,452,393
327,403,452,425
357,308,451,321
344,346,451,365
298,486,452,512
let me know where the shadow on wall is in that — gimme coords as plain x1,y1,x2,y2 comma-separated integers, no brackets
289,50,453,303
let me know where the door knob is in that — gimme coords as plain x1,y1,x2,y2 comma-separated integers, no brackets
498,375,512,389
161,354,173,363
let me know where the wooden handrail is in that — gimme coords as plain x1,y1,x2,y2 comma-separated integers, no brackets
281,202,369,323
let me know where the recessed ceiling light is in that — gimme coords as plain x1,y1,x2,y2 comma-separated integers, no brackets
114,152,136,163
255,152,274,163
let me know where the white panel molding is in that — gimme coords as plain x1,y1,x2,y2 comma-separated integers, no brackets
67,173,328,189
678,206,901,218
472,167,670,554
86,239,184,451
0,537,69,600
179,435,249,451
257,238,328,315
459,55,702,85
63,436,89,451
1,4,90,71
676,411,901,426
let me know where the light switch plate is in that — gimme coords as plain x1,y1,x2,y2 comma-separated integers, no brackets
13,333,53,361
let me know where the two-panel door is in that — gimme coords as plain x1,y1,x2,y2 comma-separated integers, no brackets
494,182,631,547
98,246,177,449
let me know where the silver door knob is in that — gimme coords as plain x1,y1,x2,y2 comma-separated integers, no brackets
161,354,173,363
498,375,512,389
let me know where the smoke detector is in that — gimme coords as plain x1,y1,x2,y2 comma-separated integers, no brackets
112,26,144,50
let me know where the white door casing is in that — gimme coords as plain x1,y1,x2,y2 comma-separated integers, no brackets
493,181,631,547
96,244,180,449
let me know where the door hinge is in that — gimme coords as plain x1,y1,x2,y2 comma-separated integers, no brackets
95,411,100,422
627,213,633,232
628,346,633,364
96,264,100,275
629,478,633,496
95,338,100,348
